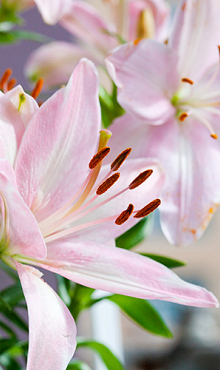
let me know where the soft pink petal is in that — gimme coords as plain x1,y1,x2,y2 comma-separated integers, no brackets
15,59,101,221
5,85,39,127
0,162,46,259
31,240,219,308
0,93,25,165
105,39,179,124
169,0,220,81
16,262,76,370
128,0,170,41
109,114,220,245
60,1,118,54
67,158,165,243
34,0,71,24
25,41,101,90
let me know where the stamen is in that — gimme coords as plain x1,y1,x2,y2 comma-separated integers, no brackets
7,78,17,91
211,134,218,139
137,8,155,39
31,78,44,99
182,77,194,85
89,147,110,169
129,169,153,190
115,204,134,225
134,198,161,218
179,112,188,121
0,69,12,91
111,148,132,171
96,172,120,195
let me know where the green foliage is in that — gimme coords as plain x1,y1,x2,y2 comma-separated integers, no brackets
77,338,124,370
67,360,92,370
139,253,186,268
0,30,50,44
99,84,125,128
116,216,153,250
107,295,172,338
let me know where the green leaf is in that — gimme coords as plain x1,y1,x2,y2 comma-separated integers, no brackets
0,338,17,355
1,282,24,307
0,355,22,370
77,338,124,370
107,295,172,338
0,30,50,44
67,360,92,370
99,85,124,128
116,216,153,250
139,253,186,268
0,296,28,332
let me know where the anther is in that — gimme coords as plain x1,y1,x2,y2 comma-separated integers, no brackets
96,172,120,195
0,68,12,90
179,112,188,121
129,169,153,190
89,147,110,169
182,77,194,85
134,198,161,218
31,78,44,99
211,134,218,139
111,148,132,171
7,78,17,91
115,204,134,225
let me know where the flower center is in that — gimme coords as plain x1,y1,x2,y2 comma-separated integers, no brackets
171,66,220,140
38,130,160,243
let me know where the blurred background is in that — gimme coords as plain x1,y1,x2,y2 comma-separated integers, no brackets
1,0,220,369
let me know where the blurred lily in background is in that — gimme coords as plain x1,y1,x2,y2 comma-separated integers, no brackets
0,0,72,24
0,58,219,368
105,0,220,246
24,0,170,89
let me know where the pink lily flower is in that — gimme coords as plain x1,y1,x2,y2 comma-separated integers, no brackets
0,58,219,368
105,0,220,246
25,0,170,89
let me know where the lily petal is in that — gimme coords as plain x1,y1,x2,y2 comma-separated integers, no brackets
5,85,39,127
0,93,25,165
34,0,71,24
169,0,220,81
30,240,219,308
16,262,76,370
0,162,46,259
25,41,101,90
105,39,179,124
15,59,101,221
60,1,117,54
109,114,220,245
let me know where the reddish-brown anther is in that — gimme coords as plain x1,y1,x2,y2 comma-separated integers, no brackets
89,147,110,169
115,204,134,225
7,78,17,91
134,199,161,218
96,172,120,195
179,112,188,121
0,68,12,90
111,148,132,171
182,77,194,85
129,169,153,190
31,78,44,99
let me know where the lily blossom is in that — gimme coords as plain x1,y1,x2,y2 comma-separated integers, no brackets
25,0,170,89
105,0,220,245
0,58,219,368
